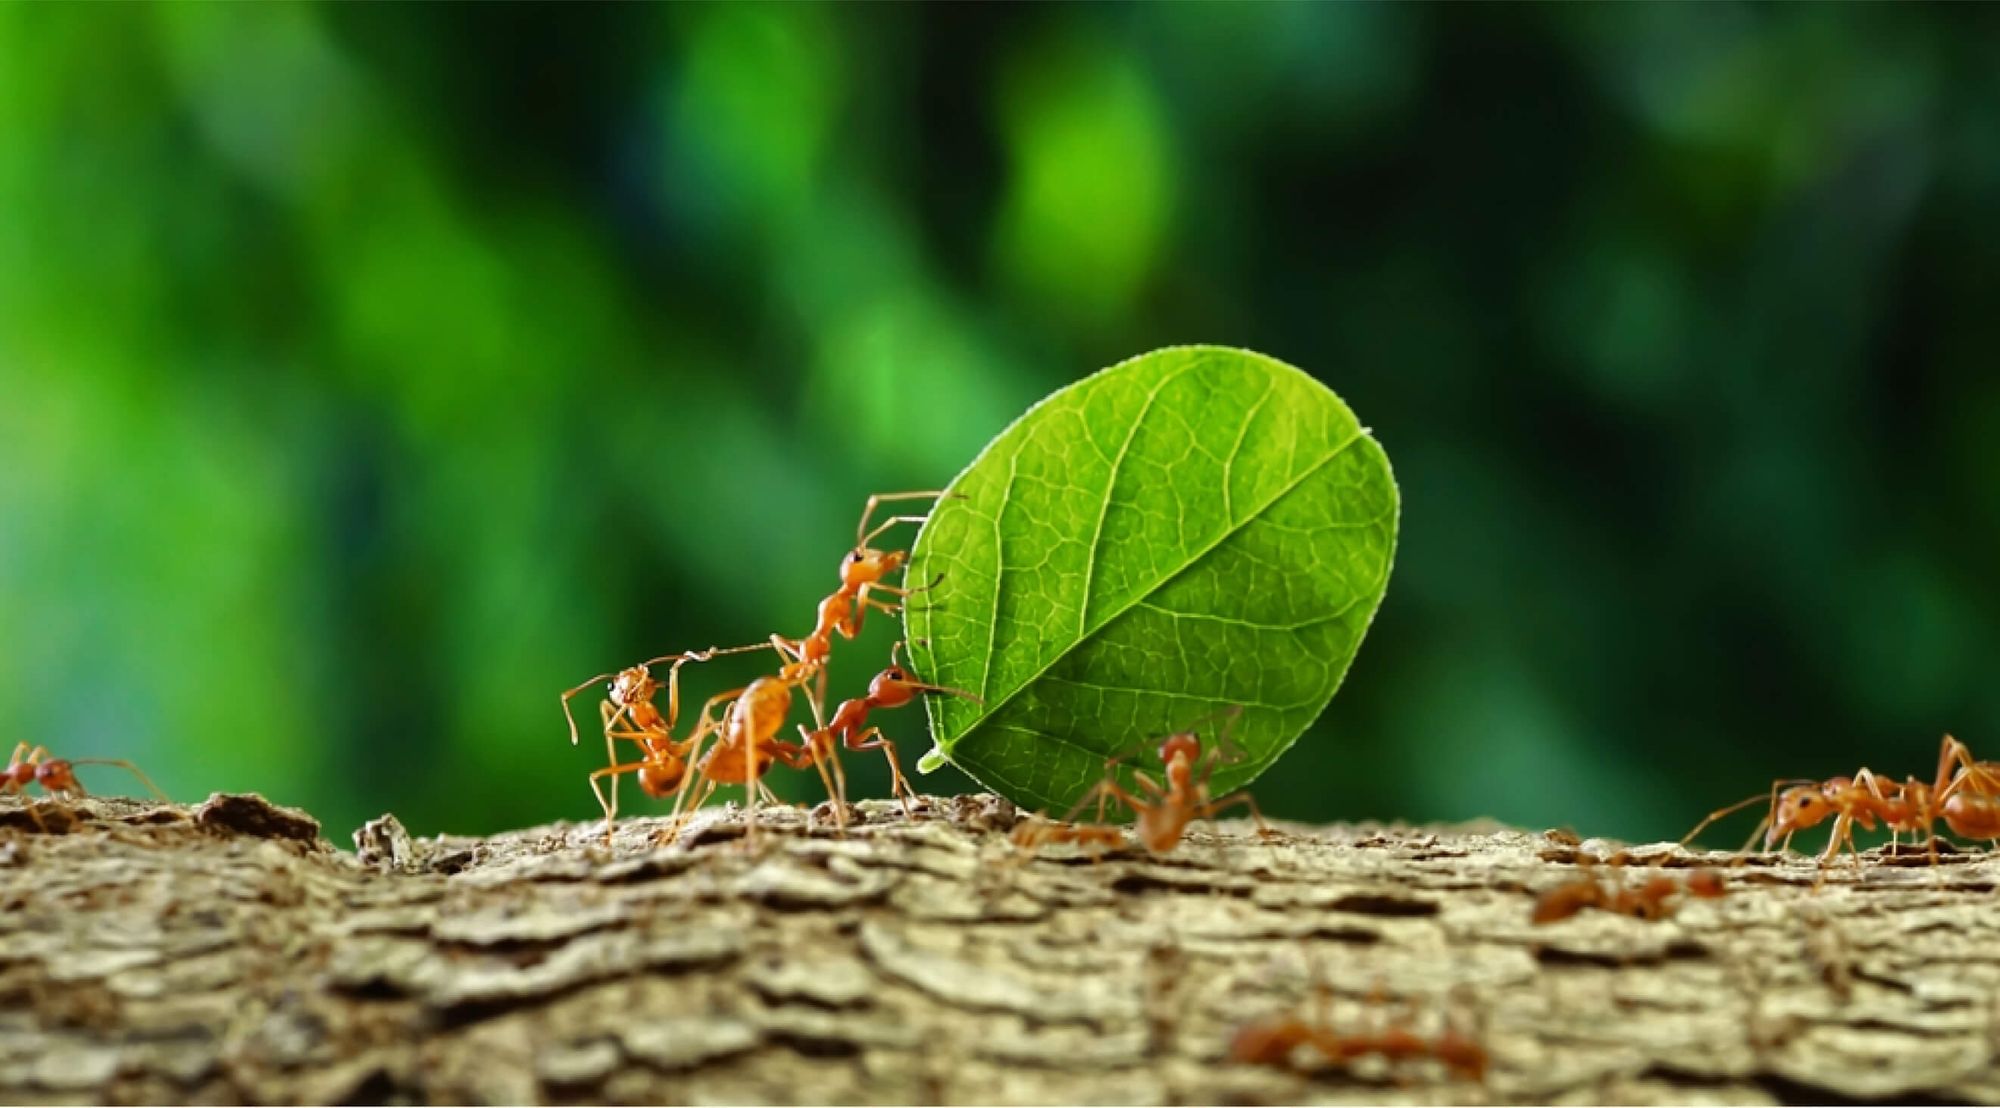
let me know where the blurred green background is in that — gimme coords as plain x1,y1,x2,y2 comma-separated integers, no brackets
5,5,1998,843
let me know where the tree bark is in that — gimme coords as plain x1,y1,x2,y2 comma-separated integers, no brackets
2,791,1996,1105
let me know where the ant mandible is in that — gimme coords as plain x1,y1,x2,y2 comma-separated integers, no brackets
1019,707,1278,857
559,643,774,839
794,641,981,827
771,491,954,720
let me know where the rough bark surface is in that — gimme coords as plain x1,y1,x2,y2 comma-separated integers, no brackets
2,791,1997,1106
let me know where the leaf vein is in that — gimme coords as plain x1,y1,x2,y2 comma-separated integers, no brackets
1222,381,1277,525
965,427,1371,737
1078,365,1185,637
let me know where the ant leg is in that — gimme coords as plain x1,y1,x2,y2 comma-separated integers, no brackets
692,687,751,743
1054,778,1118,827
1087,780,1152,829
667,699,744,831
856,591,905,620
771,636,829,731
844,727,916,819
19,797,53,834
1108,768,1170,823
1200,790,1279,841
1939,735,2000,800
858,515,934,551
742,747,766,850
1682,785,1795,852
861,572,944,600
560,672,617,747
1810,814,1853,890
770,635,806,665
664,779,719,841
855,490,951,547
599,700,628,827
589,760,656,840
824,743,850,829
789,728,848,832
1938,735,1974,797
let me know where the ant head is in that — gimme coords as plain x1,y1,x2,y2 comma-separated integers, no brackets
609,666,656,706
869,663,917,706
841,547,907,587
1768,783,1837,845
870,643,979,708
1157,732,1202,768
34,759,78,792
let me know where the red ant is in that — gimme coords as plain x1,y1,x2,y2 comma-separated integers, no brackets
1231,984,1488,1084
1015,707,1277,857
665,657,827,845
771,491,953,720
559,643,773,838
1682,734,2000,865
4,742,166,801
3,743,167,830
793,641,981,826
1532,867,1725,924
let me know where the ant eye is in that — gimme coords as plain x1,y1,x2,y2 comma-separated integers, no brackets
887,667,906,680
843,551,859,566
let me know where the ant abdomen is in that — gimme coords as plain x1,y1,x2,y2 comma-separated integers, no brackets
637,762,685,798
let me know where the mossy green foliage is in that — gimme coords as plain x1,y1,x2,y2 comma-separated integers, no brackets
908,347,1399,813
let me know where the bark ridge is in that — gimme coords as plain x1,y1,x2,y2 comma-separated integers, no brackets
2,792,1997,1105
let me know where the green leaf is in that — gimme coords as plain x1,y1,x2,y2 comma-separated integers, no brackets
905,345,1399,813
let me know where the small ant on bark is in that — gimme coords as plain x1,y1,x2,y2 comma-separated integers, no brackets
558,643,774,839
1012,707,1278,857
1531,866,1725,924
4,742,166,802
793,641,980,827
3,743,167,830
1007,817,1129,855
1231,983,1488,1085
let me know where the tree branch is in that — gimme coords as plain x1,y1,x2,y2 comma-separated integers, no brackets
3,793,1997,1104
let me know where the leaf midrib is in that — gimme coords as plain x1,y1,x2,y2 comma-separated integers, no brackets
944,425,1371,751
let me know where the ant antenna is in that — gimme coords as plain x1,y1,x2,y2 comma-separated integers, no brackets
561,671,620,747
1679,778,1815,851
61,758,169,801
634,642,774,671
